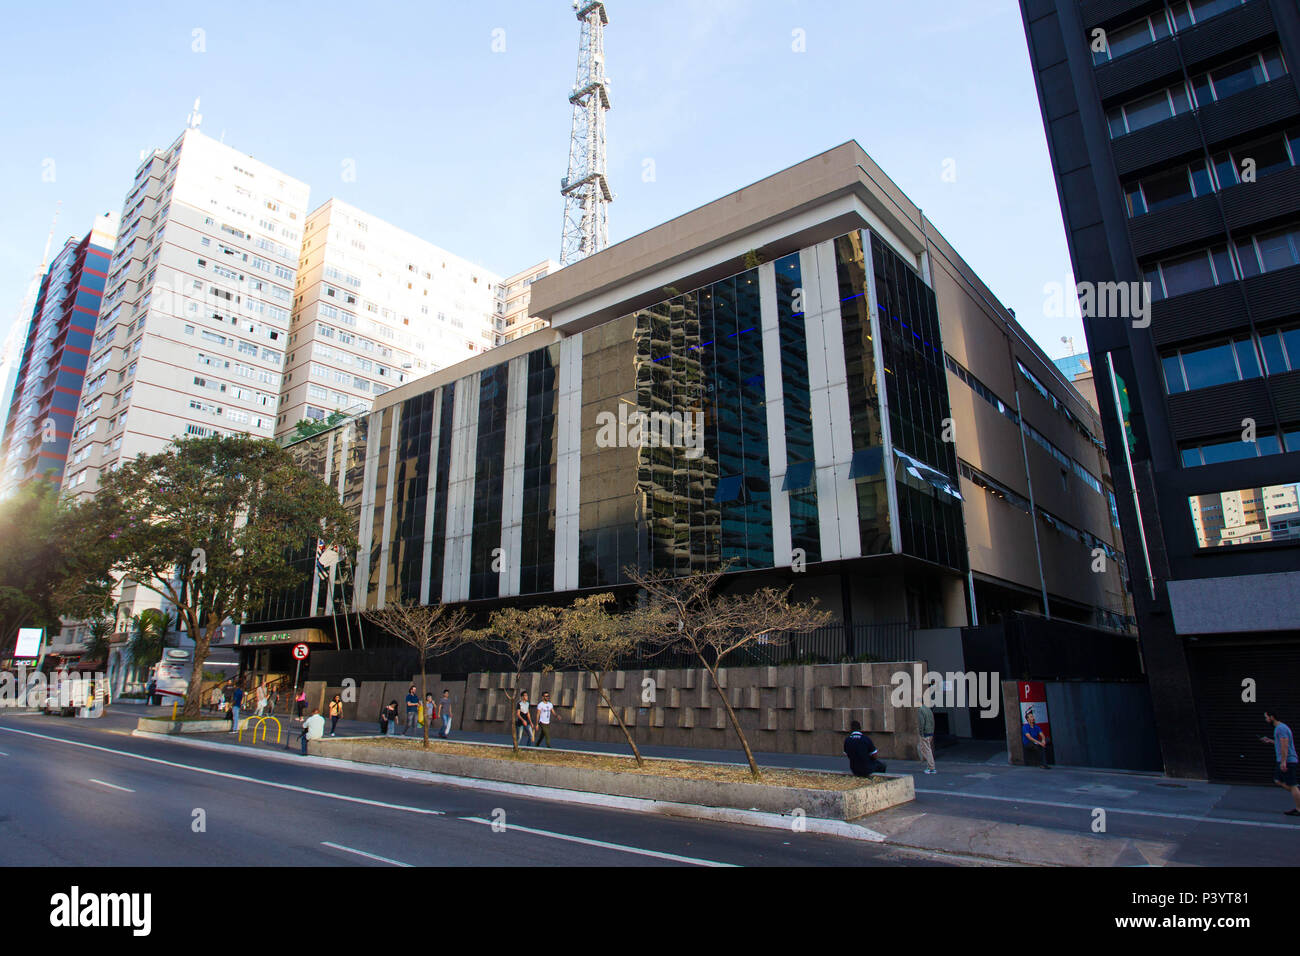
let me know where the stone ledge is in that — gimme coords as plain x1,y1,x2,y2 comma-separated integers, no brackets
309,738,915,821
136,717,232,735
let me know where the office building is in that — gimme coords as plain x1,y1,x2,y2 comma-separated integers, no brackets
1020,0,1300,777
247,143,1133,687
0,214,117,495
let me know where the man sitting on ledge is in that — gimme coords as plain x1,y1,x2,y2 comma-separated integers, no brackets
844,720,888,777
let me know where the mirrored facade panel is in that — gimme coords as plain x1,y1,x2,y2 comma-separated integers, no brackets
387,390,434,605
1189,482,1300,548
776,252,821,562
470,363,509,600
520,345,560,594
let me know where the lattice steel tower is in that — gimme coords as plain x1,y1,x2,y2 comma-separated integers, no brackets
559,1,612,266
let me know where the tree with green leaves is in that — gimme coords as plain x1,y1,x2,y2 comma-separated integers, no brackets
471,606,559,753
291,410,349,442
68,435,355,718
626,563,832,780
553,593,651,766
127,608,174,682
362,601,471,748
0,481,110,661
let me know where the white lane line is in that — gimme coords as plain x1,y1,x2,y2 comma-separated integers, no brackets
458,815,736,867
0,726,443,817
89,778,135,793
321,841,412,867
915,788,1300,831
0,751,8,756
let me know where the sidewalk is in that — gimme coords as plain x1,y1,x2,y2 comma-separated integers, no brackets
36,704,1300,866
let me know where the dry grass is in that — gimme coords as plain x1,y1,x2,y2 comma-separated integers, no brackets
362,735,876,790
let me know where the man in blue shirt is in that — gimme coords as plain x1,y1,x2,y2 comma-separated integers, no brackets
404,685,420,736
229,684,244,735
1262,707,1300,816
1021,709,1050,769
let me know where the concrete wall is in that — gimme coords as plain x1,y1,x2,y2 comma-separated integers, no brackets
457,662,923,759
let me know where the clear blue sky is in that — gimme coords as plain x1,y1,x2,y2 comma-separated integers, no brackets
0,0,1084,357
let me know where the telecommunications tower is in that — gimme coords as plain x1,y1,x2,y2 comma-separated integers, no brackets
559,1,612,266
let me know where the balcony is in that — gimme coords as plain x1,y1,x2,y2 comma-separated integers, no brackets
1080,0,1163,32
1128,191,1223,258
1179,1,1276,68
1166,377,1275,440
1095,38,1182,103
1150,282,1248,346
1201,77,1300,146
1111,112,1201,177
1221,165,1300,236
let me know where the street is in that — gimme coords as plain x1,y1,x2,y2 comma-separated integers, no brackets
0,715,958,868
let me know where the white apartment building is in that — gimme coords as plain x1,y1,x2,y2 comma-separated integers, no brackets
500,259,561,342
64,127,309,499
276,199,503,437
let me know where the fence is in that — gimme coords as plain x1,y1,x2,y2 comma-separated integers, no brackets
308,622,914,684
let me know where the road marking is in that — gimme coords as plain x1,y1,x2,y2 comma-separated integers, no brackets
320,841,412,867
0,726,444,817
89,778,135,793
458,815,736,867
915,788,1300,831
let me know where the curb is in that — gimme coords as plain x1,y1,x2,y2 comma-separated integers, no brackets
131,730,888,842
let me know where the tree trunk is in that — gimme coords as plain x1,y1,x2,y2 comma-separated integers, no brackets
706,661,762,780
596,675,643,766
420,662,429,749
182,618,213,720
505,687,519,753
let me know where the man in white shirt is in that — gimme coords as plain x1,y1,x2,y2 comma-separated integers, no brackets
534,691,558,748
300,707,326,755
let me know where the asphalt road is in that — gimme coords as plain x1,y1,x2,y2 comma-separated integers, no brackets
0,718,960,868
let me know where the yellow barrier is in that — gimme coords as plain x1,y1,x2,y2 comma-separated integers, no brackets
171,701,178,720
237,715,282,744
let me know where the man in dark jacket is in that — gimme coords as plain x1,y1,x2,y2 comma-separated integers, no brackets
844,720,887,776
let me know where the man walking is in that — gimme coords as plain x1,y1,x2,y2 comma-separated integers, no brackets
917,703,936,774
404,685,420,736
229,683,245,734
534,691,557,748
300,707,325,755
1262,707,1300,817
844,720,887,776
516,690,534,747
438,689,453,739
1022,708,1050,769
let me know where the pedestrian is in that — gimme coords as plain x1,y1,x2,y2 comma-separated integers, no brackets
438,689,453,739
1261,707,1300,817
255,683,268,717
300,707,325,756
1021,708,1050,769
295,689,307,719
534,691,557,748
424,693,436,734
378,700,390,736
146,677,157,708
209,684,223,713
917,703,936,774
328,694,343,737
404,685,420,736
844,720,887,776
385,700,399,736
229,682,246,734
515,691,533,747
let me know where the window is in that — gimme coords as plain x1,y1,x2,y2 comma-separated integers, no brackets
1194,49,1285,105
1181,429,1292,466
1259,322,1300,374
1091,10,1173,65
1108,83,1192,137
1212,129,1299,188
1124,159,1214,216
1144,244,1235,300
1236,224,1300,278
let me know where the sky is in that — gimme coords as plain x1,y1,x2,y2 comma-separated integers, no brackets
0,0,1085,360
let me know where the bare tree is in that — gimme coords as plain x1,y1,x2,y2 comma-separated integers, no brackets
626,563,832,780
553,593,652,766
471,606,559,753
362,601,470,748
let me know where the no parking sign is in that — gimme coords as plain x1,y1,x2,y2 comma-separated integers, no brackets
292,643,310,661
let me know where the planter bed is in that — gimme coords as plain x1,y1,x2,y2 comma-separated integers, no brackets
311,736,914,821
136,717,233,735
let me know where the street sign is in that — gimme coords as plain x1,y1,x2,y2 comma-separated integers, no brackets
292,643,310,661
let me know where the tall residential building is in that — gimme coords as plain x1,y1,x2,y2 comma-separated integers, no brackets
1020,0,1300,778
64,128,309,500
500,259,561,342
0,214,118,496
276,199,502,437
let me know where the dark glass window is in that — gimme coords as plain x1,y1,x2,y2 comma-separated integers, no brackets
469,365,509,600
